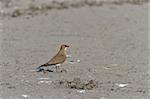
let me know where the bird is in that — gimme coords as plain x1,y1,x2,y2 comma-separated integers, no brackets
37,44,69,72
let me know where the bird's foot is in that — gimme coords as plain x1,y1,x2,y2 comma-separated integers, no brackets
60,68,67,73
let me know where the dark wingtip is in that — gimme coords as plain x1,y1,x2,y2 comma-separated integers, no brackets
36,66,44,72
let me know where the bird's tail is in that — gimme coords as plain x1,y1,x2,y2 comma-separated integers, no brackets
36,64,53,72
36,64,46,72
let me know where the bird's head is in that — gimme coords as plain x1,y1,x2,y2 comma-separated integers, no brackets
60,44,69,50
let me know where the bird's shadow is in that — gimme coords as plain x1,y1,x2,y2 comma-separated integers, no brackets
36,67,66,73
36,68,54,73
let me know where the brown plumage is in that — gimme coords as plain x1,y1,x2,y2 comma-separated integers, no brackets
37,44,69,72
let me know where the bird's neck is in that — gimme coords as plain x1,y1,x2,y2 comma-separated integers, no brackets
58,48,66,56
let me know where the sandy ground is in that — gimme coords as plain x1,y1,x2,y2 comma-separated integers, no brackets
0,0,149,99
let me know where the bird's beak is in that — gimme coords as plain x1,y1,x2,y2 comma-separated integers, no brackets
65,45,69,47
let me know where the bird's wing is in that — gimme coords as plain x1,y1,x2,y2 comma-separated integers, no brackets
47,54,66,65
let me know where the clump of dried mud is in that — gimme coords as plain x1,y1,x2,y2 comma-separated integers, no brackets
56,78,98,90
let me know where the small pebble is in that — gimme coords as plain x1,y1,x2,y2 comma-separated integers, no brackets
77,59,81,63
22,94,29,98
115,83,128,87
77,90,86,93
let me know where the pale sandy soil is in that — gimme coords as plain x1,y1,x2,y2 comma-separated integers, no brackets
0,0,149,99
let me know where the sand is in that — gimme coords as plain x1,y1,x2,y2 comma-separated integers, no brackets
0,0,149,99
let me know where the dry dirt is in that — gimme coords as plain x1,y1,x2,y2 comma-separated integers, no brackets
0,0,149,99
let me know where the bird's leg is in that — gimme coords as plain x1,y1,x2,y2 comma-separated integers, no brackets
56,66,58,72
43,70,47,74
55,64,61,72
57,65,60,70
